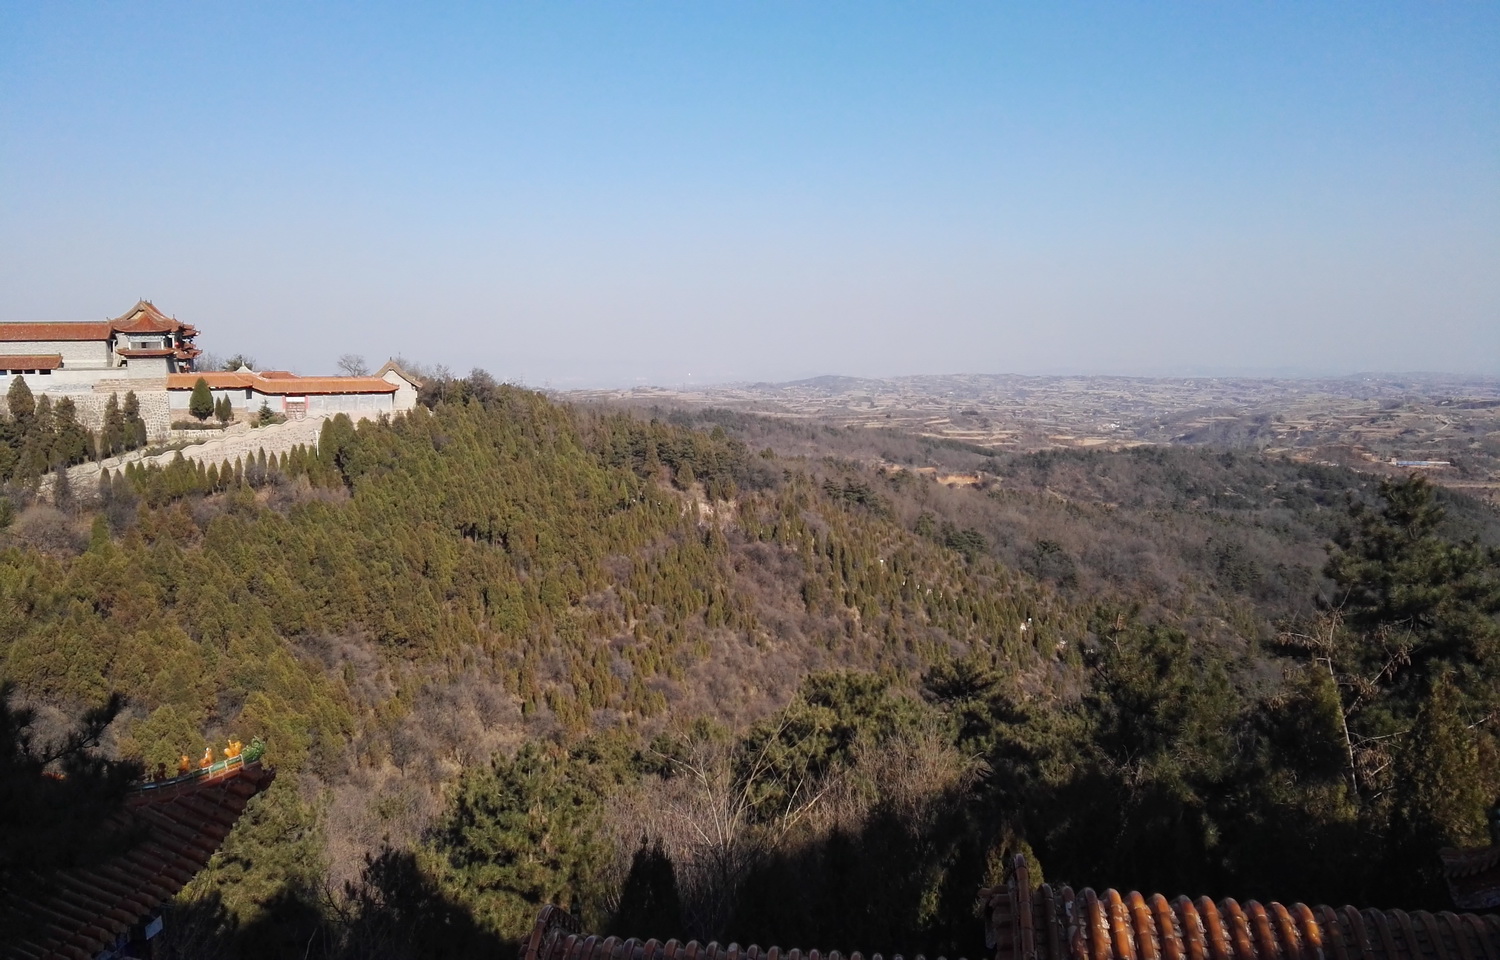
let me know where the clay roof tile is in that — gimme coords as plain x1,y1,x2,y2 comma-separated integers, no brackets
523,906,950,960
984,858,1500,960
0,322,114,342
0,354,63,370
2,758,274,960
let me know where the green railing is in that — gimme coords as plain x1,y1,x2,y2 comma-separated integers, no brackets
137,737,267,790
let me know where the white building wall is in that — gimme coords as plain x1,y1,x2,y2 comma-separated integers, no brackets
305,393,395,416
120,356,170,379
168,387,253,411
382,369,420,412
2,339,115,366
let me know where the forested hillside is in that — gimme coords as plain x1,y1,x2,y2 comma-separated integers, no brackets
1,379,1496,960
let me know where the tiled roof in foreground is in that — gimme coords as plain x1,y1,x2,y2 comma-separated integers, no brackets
1441,843,1500,910
5,754,274,960
524,905,956,960
982,857,1500,960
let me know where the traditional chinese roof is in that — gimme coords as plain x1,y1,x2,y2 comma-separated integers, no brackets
982,857,1500,960
169,372,257,389
166,373,398,395
5,753,274,960
0,355,63,370
109,301,184,335
255,376,397,395
0,302,200,345
524,906,953,960
0,323,114,342
1441,844,1500,910
115,348,177,359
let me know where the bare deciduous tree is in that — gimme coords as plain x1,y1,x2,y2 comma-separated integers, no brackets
338,354,370,377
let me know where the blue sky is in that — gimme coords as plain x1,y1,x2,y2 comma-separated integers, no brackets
1,3,1496,385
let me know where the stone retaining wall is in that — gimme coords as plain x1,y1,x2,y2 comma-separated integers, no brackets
49,415,328,499
40,388,174,442
40,408,400,502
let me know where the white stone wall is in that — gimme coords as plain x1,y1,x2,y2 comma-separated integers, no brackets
61,390,173,442
121,356,170,379
169,386,258,412
50,415,329,497
41,407,416,502
0,370,102,391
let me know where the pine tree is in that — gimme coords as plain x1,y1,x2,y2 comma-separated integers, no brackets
122,391,146,450
189,377,214,421
6,376,34,424
52,398,93,467
102,394,126,458
1325,475,1500,724
1387,672,1491,905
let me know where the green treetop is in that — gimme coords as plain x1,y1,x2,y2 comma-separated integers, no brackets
189,377,214,421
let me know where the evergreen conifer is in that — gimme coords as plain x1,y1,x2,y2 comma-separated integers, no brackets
189,377,214,421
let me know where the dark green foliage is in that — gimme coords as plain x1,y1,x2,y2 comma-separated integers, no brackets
52,397,92,466
102,392,127,457
0,382,97,483
1325,475,1500,720
1386,672,1491,906
122,391,148,450
433,744,615,938
189,377,215,421
7,376,34,423
735,672,932,822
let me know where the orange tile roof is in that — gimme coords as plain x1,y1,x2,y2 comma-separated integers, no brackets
0,322,113,342
166,372,257,390
115,348,176,358
983,857,1500,960
165,372,397,395
0,354,63,370
109,300,184,335
253,376,397,395
525,905,955,960
5,757,274,960
1442,843,1500,910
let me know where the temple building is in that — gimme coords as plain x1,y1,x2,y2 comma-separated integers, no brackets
0,301,422,438
0,301,200,386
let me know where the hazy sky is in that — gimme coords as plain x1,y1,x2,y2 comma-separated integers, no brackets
2,3,1496,386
